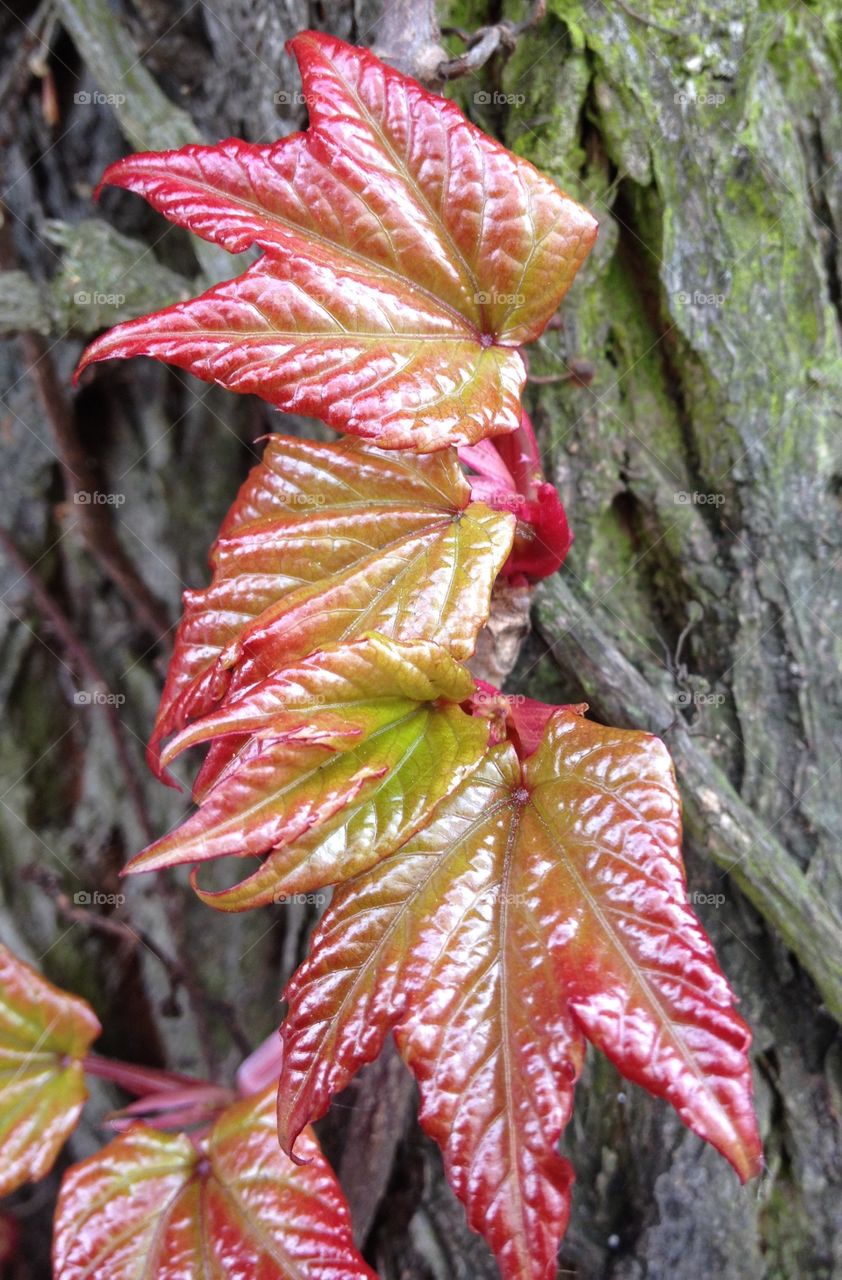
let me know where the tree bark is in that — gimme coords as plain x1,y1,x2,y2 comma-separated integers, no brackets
0,1,840,1277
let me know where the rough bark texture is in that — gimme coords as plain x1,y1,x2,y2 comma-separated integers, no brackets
1,1,840,1277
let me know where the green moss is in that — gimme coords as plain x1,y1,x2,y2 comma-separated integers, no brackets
502,21,591,186
759,1180,833,1280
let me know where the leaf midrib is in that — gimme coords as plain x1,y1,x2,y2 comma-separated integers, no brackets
101,324,486,345
190,510,464,685
283,785,516,1125
176,704,431,858
316,40,485,325
528,794,733,1131
129,159,480,337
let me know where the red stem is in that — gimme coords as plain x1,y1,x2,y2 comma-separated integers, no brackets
83,1052,211,1097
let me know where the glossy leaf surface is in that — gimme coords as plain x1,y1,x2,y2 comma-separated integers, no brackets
149,435,513,776
53,1084,375,1279
278,709,761,1280
0,945,100,1195
76,32,597,451
129,635,489,911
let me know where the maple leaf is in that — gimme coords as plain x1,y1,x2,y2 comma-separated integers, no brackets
127,634,490,911
0,945,100,1195
276,709,762,1280
52,1084,376,1279
149,434,513,778
75,32,597,451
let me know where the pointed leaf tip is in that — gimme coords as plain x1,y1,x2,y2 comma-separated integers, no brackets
131,635,489,911
147,436,513,775
277,709,761,1277
0,946,100,1196
77,33,596,450
53,1086,376,1278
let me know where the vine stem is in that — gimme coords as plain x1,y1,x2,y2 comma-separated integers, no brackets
82,1052,210,1096
372,0,446,81
83,1053,236,1134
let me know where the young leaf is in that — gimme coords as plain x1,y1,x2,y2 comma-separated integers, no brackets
149,435,513,776
53,1084,375,1279
128,635,490,911
459,412,573,579
76,32,597,451
0,945,100,1195
277,709,761,1280
467,682,570,757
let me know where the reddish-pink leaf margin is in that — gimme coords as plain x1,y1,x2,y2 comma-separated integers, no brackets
0,944,101,1197
274,708,762,1280
75,32,598,452
143,435,515,781
58,26,763,1280
52,1084,376,1279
